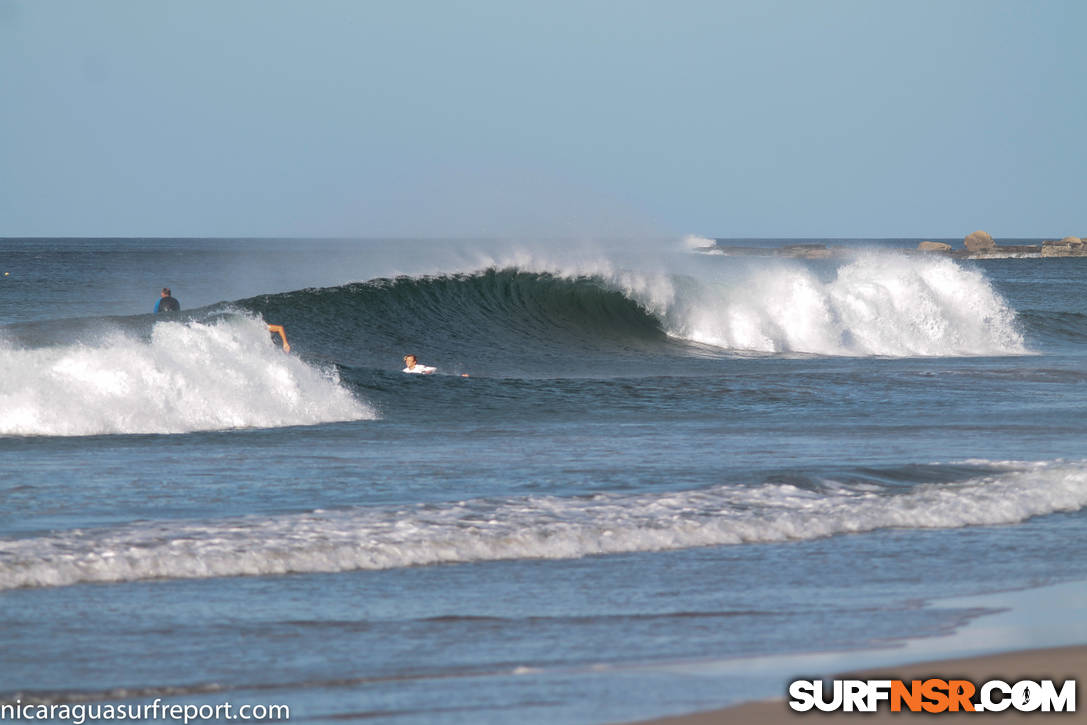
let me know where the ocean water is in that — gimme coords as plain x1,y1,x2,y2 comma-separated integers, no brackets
1,238,1085,724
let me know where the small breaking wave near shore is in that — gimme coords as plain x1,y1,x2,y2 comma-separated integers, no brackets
3,460,1083,590
0,316,374,436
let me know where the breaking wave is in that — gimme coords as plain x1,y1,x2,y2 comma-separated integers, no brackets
0,316,375,436
658,254,1026,355
241,252,1028,365
0,250,1030,437
2,460,1083,590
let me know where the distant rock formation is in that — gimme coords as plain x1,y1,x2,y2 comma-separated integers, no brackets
708,243,837,259
1041,237,1087,257
963,230,995,252
781,243,831,259
702,235,1086,260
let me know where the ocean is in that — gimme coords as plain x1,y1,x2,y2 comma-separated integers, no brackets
1,237,1085,724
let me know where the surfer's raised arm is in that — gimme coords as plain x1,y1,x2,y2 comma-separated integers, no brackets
267,324,290,353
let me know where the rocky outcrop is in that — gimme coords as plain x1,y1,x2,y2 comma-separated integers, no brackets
1041,237,1087,257
703,235,1086,260
781,244,831,259
710,244,842,258
963,230,995,252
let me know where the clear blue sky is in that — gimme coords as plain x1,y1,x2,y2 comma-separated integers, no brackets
2,0,1084,238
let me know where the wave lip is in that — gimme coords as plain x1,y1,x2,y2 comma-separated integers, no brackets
238,251,1030,376
2,460,1083,590
660,254,1028,356
471,250,1030,357
0,316,375,437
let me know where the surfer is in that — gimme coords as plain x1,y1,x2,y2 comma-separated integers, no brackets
402,354,436,374
154,287,180,313
402,354,469,376
267,324,291,353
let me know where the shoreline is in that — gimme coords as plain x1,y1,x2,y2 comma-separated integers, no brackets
620,579,1087,724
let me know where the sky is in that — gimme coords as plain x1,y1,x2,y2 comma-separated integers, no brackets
1,0,1085,239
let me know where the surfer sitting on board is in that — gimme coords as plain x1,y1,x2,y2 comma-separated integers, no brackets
154,287,180,313
402,354,436,374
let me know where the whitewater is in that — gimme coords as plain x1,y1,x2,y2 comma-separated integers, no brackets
3,460,1084,590
0,316,374,436
0,249,1029,437
486,251,1029,356
2,237,1085,725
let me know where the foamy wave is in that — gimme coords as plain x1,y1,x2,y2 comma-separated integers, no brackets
479,250,1026,357
3,461,1083,590
663,254,1026,356
0,316,375,436
682,234,717,251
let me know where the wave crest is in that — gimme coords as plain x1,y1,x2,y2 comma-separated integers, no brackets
657,254,1026,356
241,252,1027,368
0,316,375,436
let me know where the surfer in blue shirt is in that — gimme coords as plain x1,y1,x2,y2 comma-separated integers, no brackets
154,287,180,314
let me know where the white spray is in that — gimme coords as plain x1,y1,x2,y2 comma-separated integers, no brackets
0,460,1083,590
0,316,375,436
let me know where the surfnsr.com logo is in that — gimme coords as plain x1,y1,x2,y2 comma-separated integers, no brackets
789,678,1076,713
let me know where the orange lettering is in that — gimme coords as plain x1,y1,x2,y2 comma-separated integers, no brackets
891,680,923,712
948,680,976,712
921,678,949,713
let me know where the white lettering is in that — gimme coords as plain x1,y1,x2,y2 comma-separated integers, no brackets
843,680,867,712
866,679,892,711
1040,679,1076,712
788,680,816,711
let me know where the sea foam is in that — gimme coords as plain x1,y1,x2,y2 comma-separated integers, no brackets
0,315,375,436
479,250,1027,357
2,460,1082,590
666,254,1025,356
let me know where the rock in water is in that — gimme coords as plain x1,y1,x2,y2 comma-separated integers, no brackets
1042,238,1087,257
964,230,995,251
918,241,952,252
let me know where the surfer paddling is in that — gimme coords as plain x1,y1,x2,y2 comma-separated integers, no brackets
402,354,469,376
402,354,436,374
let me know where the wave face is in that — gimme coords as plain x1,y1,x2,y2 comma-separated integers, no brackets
1018,310,1087,344
243,252,1027,368
2,460,1083,590
0,250,1031,436
0,316,374,436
